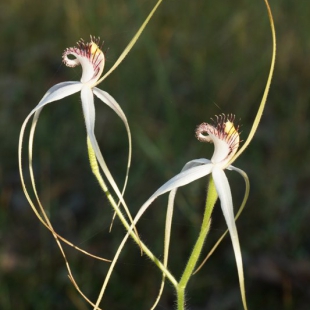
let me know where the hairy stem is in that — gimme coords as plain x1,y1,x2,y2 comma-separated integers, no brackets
176,177,218,310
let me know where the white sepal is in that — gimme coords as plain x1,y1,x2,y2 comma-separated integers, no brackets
150,163,213,201
81,86,96,134
34,82,82,112
93,88,127,122
93,87,132,214
212,165,247,310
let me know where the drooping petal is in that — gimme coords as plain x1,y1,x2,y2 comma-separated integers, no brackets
150,163,213,200
194,165,250,274
161,159,212,262
93,87,132,185
22,81,83,189
63,36,105,85
179,158,211,171
81,86,96,133
80,86,135,234
93,88,127,121
18,81,112,266
212,166,248,310
80,87,117,193
149,158,212,309
228,165,250,232
35,82,82,111
19,80,86,222
123,163,213,242
20,81,83,195
125,162,213,237
93,87,132,227
120,163,214,270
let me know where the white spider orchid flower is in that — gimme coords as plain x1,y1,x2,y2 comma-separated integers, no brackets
106,114,249,309
145,114,248,307
19,36,132,218
19,0,165,261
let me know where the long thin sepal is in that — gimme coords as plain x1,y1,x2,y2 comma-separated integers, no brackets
151,163,213,199
35,82,82,110
81,86,141,249
94,0,163,87
19,82,110,260
26,107,111,261
150,158,211,309
212,166,248,310
229,0,276,166
150,188,176,310
194,166,250,273
80,86,128,210
19,87,108,310
93,88,132,229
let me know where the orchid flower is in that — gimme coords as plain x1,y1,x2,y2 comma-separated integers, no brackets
51,36,131,202
104,114,249,310
19,0,164,257
18,36,142,261
18,36,136,247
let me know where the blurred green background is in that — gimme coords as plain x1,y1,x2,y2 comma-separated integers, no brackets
1,0,309,309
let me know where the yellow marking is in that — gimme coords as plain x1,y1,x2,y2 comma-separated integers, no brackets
90,42,100,55
224,121,237,137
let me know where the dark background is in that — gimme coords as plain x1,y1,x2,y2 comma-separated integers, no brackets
0,0,309,309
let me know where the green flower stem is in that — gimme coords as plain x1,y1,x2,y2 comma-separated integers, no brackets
87,138,177,287
177,176,218,310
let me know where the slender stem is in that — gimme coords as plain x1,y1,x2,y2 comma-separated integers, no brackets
177,176,218,310
94,0,163,86
87,138,177,288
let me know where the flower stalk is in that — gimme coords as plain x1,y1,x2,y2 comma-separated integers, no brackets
87,139,177,309
177,177,218,310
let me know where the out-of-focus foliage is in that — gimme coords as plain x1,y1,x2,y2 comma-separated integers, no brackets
0,0,309,309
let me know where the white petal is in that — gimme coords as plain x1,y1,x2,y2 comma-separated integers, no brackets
20,81,83,191
80,86,132,223
93,88,127,122
19,82,82,243
212,166,247,309
125,162,213,247
212,167,236,234
194,164,250,275
81,86,96,133
150,157,212,309
111,163,213,282
102,162,213,306
151,163,213,201
35,82,82,112
227,165,250,231
93,87,132,210
180,158,211,171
